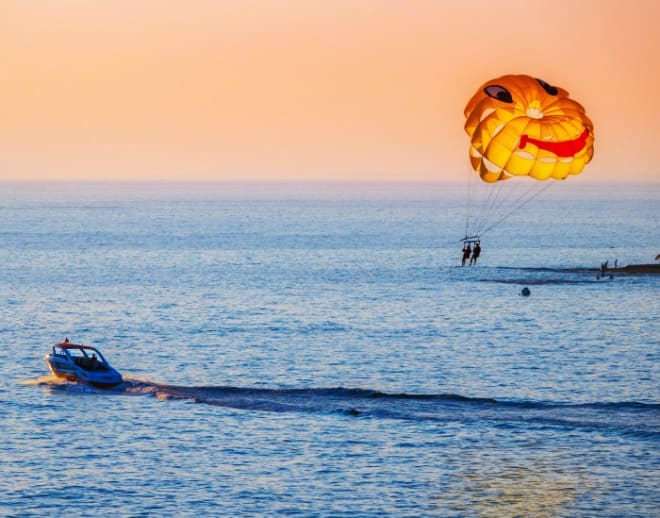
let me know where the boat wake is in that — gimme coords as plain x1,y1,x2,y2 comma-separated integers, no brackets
20,375,73,387
29,377,660,439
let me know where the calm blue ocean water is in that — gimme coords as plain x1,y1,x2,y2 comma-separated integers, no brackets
1,181,658,516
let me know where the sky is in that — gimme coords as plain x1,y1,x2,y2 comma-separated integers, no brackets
2,0,659,182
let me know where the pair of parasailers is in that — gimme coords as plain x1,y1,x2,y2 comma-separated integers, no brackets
461,241,481,266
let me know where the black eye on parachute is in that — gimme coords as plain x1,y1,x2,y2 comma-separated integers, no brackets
536,78,558,95
484,85,513,103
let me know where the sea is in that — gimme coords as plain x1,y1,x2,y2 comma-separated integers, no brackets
1,181,658,517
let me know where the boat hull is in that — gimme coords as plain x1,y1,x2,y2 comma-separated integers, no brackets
45,355,123,388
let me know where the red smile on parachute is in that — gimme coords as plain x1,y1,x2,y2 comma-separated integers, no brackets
519,128,589,158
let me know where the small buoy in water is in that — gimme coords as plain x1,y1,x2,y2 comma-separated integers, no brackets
520,287,531,297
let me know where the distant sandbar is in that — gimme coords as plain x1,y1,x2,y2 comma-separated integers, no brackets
566,264,660,275
605,264,660,275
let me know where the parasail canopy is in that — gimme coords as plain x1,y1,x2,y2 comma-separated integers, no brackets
464,74,594,183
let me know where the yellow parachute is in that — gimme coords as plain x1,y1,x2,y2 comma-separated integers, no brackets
464,74,594,183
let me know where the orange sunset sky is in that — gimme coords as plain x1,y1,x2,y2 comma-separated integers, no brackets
2,0,659,182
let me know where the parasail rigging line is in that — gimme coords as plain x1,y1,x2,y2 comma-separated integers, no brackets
478,181,554,236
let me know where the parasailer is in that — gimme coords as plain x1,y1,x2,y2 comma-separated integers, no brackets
461,242,472,266
461,74,594,259
470,241,481,265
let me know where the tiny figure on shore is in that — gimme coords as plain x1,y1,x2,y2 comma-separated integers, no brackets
461,243,472,266
470,242,481,265
599,260,609,278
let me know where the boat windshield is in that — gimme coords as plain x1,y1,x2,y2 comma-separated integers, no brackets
57,346,108,367
66,347,85,358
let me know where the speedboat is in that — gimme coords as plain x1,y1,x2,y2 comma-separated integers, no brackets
44,340,123,388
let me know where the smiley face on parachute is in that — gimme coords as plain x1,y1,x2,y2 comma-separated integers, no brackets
464,74,594,183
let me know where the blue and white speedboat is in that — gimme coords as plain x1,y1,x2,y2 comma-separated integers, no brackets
45,340,123,388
